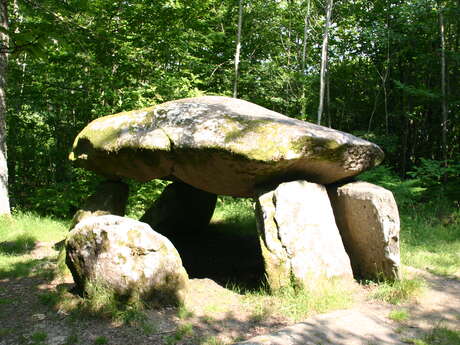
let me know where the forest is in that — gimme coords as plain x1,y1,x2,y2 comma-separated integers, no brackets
0,0,459,217
0,2,459,344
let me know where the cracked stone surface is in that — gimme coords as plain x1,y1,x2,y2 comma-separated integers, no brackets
65,215,188,306
255,180,353,290
69,96,384,197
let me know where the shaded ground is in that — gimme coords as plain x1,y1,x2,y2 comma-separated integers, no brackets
0,240,459,345
237,269,460,344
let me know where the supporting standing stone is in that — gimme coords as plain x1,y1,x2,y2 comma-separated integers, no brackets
255,180,353,290
65,215,189,306
70,180,129,228
140,181,217,236
328,181,400,281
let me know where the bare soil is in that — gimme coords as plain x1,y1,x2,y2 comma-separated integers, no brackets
0,242,458,345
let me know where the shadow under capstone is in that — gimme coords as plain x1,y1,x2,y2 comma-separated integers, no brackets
166,223,266,292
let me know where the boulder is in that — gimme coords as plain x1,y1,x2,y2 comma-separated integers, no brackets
140,181,217,236
70,180,129,228
328,182,400,281
255,180,353,290
69,96,384,197
65,215,188,306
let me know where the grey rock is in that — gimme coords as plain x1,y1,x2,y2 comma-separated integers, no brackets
65,215,188,306
70,96,384,197
255,180,353,290
328,181,400,281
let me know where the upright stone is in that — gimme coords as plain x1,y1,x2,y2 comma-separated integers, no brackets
328,181,400,281
65,215,189,306
255,180,353,290
70,180,129,228
140,181,217,236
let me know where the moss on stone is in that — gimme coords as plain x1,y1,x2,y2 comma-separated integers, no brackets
290,136,349,162
70,106,158,155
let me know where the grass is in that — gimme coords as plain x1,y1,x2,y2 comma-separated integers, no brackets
406,326,460,345
94,336,108,345
164,323,194,345
0,211,68,279
210,196,256,236
370,275,425,304
30,331,47,344
388,308,410,322
240,277,356,322
400,204,460,277
0,197,458,344
199,336,226,345
177,304,194,319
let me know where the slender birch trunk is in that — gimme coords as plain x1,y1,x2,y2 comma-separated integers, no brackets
301,0,311,118
0,0,10,215
233,0,243,98
317,0,333,125
439,7,448,166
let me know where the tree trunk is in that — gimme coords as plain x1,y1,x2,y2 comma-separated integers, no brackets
317,0,333,125
233,0,243,98
301,0,311,119
0,0,10,215
439,7,448,167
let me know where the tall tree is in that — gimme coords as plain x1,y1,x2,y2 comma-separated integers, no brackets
439,4,448,166
317,0,333,125
301,0,311,118
0,0,10,215
233,0,243,98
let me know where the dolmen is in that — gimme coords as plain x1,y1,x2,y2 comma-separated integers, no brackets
65,96,400,303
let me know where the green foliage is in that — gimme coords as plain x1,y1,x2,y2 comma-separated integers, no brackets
19,169,102,219
4,0,460,218
408,158,460,201
125,179,170,219
357,165,426,207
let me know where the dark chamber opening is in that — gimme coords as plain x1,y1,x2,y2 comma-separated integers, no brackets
168,223,266,291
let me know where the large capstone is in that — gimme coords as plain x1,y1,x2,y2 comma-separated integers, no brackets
255,180,353,290
140,181,217,236
65,215,189,306
69,96,384,197
328,182,401,281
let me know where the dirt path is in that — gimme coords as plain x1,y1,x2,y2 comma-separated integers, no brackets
236,269,460,345
0,243,459,345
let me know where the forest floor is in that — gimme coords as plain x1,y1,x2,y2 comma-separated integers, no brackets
0,241,459,345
